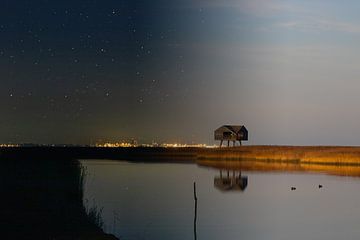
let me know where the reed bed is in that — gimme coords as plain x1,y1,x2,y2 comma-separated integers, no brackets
197,158,360,177
198,146,360,165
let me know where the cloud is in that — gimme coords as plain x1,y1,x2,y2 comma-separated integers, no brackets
196,0,303,16
276,18,360,34
191,0,360,35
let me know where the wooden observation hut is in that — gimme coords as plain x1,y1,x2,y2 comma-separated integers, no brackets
214,125,248,147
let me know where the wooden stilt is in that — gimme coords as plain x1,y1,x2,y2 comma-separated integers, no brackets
193,182,198,240
227,140,230,147
219,140,223,148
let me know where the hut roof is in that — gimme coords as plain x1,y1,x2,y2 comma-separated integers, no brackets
216,125,246,133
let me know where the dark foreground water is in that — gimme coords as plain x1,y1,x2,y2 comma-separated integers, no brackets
81,160,360,240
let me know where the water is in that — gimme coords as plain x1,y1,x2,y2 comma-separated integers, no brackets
81,160,360,240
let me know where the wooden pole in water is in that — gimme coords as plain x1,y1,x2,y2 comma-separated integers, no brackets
193,182,198,240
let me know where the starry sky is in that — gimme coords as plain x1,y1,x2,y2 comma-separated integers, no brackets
3,0,360,145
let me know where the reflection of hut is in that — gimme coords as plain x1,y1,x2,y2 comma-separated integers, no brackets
214,125,248,147
214,170,248,192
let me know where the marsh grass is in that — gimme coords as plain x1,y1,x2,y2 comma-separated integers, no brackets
198,158,360,177
198,146,360,165
86,202,105,229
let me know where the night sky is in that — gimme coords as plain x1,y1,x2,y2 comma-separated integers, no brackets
3,1,360,145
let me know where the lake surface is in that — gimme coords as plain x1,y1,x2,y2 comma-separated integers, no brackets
82,160,360,240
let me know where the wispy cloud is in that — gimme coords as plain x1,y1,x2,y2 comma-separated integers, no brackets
276,18,360,34
196,0,304,16
193,0,360,35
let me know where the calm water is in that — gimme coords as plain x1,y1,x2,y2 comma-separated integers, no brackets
81,160,360,240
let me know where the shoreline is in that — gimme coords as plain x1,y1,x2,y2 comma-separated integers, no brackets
197,158,360,178
2,145,360,165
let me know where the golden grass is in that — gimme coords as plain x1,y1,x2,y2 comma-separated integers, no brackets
198,145,360,165
196,146,360,177
197,159,360,177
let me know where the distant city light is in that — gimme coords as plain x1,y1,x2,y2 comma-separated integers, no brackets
96,142,135,148
95,141,217,148
0,142,218,148
0,144,19,147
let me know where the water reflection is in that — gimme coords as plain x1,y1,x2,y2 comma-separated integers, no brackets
82,160,360,240
214,170,248,192
198,159,360,177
